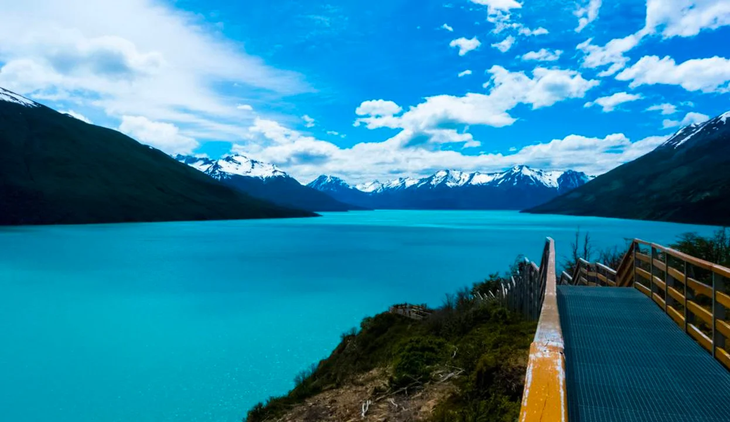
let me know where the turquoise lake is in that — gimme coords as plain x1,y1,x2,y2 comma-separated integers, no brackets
0,210,719,421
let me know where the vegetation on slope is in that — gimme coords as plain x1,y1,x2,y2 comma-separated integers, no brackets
245,270,536,422
0,91,314,225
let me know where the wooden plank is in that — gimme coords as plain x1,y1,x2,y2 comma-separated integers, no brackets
687,300,713,326
636,252,651,264
597,273,607,283
588,282,598,287
579,277,588,285
667,305,685,327
688,277,712,298
587,271,597,278
716,319,730,341
688,323,713,352
667,266,685,284
716,347,730,371
606,280,617,287
636,267,651,281
596,262,617,275
660,245,730,279
634,239,652,246
618,257,634,287
653,276,666,291
716,290,730,309
635,283,651,297
667,286,685,304
580,267,588,276
653,259,666,272
652,293,666,308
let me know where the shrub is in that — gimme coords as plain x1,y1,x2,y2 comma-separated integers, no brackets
391,336,447,388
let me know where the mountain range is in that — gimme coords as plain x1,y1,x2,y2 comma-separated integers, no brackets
308,166,592,210
0,87,313,225
174,154,361,212
528,110,730,226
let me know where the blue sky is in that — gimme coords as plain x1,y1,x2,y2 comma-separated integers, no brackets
1,0,729,183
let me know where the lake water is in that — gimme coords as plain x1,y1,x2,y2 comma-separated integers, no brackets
0,211,718,421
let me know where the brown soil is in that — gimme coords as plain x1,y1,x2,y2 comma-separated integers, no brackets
269,368,459,422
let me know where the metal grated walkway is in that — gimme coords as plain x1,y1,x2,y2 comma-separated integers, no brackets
558,286,730,422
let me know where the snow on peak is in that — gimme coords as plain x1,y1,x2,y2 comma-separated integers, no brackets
720,111,730,124
356,180,384,193
175,154,287,180
662,110,730,150
384,177,419,190
0,88,39,108
212,155,287,179
308,175,353,190
424,169,472,187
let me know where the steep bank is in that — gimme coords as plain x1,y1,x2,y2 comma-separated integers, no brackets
526,110,730,226
244,274,535,422
0,87,314,225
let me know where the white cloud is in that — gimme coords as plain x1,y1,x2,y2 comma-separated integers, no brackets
521,48,563,62
575,1,730,77
355,66,599,133
662,111,710,128
0,0,308,144
469,0,523,13
644,0,730,38
519,27,549,36
575,0,602,32
584,92,643,112
442,23,454,32
616,55,730,93
510,133,667,174
326,130,345,138
355,100,403,118
491,36,516,53
118,115,198,154
235,116,666,183
61,109,92,124
236,104,254,111
646,103,678,115
449,37,482,56
302,114,316,128
458,70,473,77
576,33,644,76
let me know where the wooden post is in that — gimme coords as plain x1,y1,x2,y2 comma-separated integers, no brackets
712,272,726,359
684,261,691,335
627,241,639,287
650,246,656,300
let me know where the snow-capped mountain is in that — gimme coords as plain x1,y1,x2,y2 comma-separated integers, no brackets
0,87,39,108
661,111,730,150
176,154,362,212
529,109,730,225
175,154,288,180
307,165,591,210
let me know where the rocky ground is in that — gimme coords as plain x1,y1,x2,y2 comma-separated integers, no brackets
270,368,459,422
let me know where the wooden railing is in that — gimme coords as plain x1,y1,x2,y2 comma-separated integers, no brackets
567,239,730,370
507,238,568,422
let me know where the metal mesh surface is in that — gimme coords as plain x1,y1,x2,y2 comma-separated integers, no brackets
557,285,730,422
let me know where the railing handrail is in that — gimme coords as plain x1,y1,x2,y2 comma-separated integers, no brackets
634,238,730,278
570,239,730,371
518,238,568,422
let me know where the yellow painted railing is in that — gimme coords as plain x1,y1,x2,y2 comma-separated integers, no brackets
566,239,730,371
516,238,568,422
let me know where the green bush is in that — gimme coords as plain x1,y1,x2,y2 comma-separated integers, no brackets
391,336,446,388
